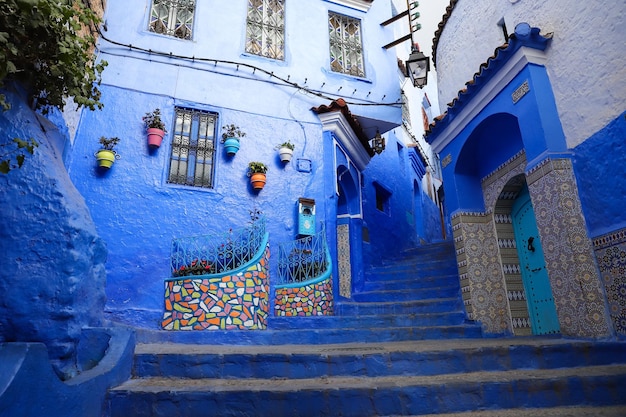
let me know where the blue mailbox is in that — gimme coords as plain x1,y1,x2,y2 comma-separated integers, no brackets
297,198,316,236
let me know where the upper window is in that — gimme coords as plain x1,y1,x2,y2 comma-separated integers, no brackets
168,108,218,189
246,0,285,60
149,0,195,40
328,12,365,77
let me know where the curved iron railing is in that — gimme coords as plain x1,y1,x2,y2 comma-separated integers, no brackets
277,225,329,286
170,217,266,277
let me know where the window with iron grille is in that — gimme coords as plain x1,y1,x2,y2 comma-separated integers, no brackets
328,12,365,77
167,108,218,188
246,0,285,60
149,0,195,40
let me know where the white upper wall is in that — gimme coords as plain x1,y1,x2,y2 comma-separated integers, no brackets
435,0,626,148
98,0,402,127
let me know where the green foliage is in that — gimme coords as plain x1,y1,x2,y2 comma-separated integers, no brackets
278,141,295,150
221,124,246,141
98,136,120,151
0,0,108,113
0,137,39,173
248,161,268,174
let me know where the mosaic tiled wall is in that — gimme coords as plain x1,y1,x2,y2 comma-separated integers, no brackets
527,158,611,338
451,212,511,334
337,224,352,298
274,277,334,316
593,228,626,336
482,152,531,336
161,245,270,330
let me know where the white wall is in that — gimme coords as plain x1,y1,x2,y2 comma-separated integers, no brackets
435,0,626,148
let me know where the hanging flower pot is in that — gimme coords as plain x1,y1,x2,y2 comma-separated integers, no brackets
277,141,295,163
143,109,167,150
221,124,246,157
223,137,241,156
248,161,268,191
147,128,165,149
250,172,267,190
95,136,120,170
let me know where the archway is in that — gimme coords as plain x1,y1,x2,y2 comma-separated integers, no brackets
336,164,362,299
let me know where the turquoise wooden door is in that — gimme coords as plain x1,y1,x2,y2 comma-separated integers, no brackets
512,186,560,335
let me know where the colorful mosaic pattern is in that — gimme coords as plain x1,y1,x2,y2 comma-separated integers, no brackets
162,245,270,330
527,158,611,338
452,212,510,334
274,277,334,316
593,228,626,336
337,224,352,298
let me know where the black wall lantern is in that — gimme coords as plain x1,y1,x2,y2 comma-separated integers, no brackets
406,46,430,88
371,130,385,155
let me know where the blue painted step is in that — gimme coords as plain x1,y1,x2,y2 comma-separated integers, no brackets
131,339,626,380
135,323,483,346
351,284,461,302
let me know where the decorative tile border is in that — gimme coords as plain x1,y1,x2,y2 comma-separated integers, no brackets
593,227,626,336
452,211,510,334
161,245,270,330
528,158,611,338
274,277,334,316
337,224,352,299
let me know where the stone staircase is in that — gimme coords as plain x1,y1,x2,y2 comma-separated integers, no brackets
105,242,626,416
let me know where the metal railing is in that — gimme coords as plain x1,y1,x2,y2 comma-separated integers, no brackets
170,217,266,277
277,225,329,286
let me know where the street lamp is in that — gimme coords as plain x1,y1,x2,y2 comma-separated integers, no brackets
371,130,385,155
405,46,430,88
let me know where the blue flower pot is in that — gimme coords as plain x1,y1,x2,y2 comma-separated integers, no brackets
223,137,240,156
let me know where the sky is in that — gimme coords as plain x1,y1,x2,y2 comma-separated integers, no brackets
391,0,450,58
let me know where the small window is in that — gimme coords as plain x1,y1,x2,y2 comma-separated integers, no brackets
149,0,195,40
167,108,218,188
328,12,365,77
246,0,285,60
374,182,391,215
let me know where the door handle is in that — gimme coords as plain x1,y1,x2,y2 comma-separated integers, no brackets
527,236,535,252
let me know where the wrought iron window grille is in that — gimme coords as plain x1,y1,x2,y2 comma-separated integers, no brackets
277,225,329,285
246,0,285,60
149,0,195,40
170,217,267,277
328,12,365,77
167,108,217,188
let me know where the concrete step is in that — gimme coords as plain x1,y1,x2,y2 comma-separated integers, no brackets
335,297,464,316
268,311,469,330
131,338,626,380
107,363,626,416
134,323,482,346
402,405,626,417
352,284,461,302
361,273,460,292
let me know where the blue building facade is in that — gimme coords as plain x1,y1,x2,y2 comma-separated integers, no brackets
426,0,625,338
60,0,438,329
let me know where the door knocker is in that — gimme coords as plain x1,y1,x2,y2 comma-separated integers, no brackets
527,236,535,252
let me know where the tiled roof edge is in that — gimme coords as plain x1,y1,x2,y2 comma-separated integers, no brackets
311,98,375,156
425,24,552,143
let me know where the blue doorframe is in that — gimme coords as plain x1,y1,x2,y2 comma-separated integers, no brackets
512,185,560,335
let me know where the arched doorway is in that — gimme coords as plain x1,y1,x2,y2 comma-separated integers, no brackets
336,165,362,299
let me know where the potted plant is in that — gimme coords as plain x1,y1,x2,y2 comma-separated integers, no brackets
247,161,268,190
221,124,246,156
277,141,295,163
143,109,167,149
95,136,120,169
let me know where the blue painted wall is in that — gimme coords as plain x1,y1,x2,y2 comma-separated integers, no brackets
573,111,626,238
436,66,566,213
0,87,107,377
62,0,435,325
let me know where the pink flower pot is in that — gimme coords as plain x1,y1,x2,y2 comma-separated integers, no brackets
147,128,165,149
